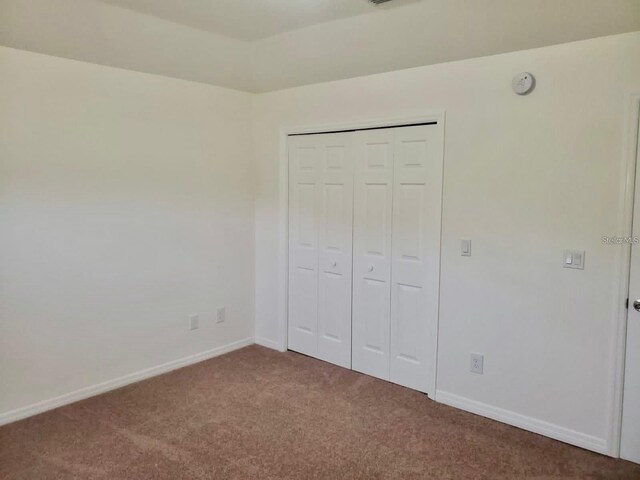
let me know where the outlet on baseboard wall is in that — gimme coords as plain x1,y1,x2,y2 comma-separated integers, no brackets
470,353,484,374
216,307,226,324
189,314,199,331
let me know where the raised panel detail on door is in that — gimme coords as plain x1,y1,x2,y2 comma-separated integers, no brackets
390,125,443,394
297,183,317,247
326,145,345,170
317,133,354,368
288,136,320,357
291,267,318,335
322,184,345,250
352,129,395,381
364,184,389,256
394,283,422,362
318,271,342,340
395,183,424,260
361,278,388,352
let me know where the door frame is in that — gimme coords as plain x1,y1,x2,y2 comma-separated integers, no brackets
276,112,446,394
612,93,640,457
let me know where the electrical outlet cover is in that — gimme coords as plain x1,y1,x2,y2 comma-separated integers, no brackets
470,353,484,374
216,307,225,323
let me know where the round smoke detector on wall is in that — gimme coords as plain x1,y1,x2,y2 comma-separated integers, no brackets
512,72,536,95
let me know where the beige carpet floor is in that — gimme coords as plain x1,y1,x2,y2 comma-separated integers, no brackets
1,345,639,479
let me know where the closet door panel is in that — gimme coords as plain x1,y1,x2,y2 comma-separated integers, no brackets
288,136,321,357
317,133,354,368
390,125,443,394
352,129,395,380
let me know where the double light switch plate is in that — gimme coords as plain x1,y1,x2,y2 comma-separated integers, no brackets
563,250,585,270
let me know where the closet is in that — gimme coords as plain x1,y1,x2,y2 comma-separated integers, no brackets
287,123,443,394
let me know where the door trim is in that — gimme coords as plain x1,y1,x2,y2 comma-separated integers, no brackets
611,93,640,457
277,112,446,396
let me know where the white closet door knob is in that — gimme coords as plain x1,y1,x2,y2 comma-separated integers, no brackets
368,265,374,272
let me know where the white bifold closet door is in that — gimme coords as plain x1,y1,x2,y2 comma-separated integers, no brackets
351,129,395,381
288,132,354,368
352,125,443,394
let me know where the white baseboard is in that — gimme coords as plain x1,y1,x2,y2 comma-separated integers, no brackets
0,336,255,427
435,390,609,455
3,344,609,457
255,336,286,352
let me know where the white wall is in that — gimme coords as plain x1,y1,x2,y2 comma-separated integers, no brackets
251,0,640,92
252,32,640,453
3,0,639,93
0,47,255,417
0,0,253,91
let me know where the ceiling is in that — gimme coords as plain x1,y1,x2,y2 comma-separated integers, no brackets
97,0,419,41
1,0,639,92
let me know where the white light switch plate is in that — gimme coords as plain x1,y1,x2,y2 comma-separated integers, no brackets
461,239,472,257
563,250,585,270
